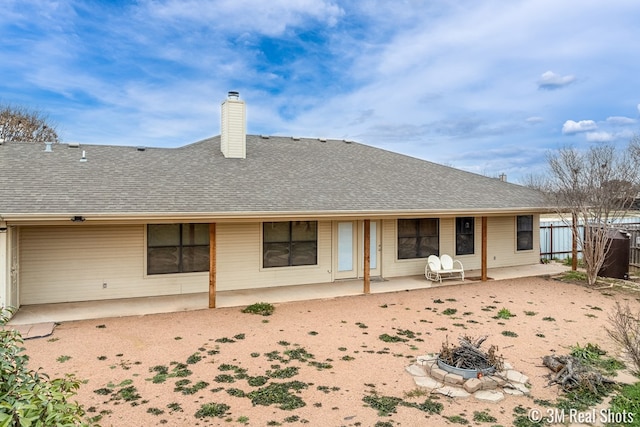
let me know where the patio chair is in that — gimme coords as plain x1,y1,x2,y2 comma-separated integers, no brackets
425,254,465,283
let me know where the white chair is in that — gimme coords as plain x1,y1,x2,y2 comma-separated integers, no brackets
425,254,465,283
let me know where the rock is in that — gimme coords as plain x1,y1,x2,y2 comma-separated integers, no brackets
505,370,529,384
405,364,427,377
433,385,471,398
430,367,448,382
474,389,505,403
503,387,524,396
443,373,465,385
414,376,443,389
463,378,482,393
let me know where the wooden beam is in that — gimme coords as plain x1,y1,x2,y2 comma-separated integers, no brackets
363,219,370,294
209,223,216,308
481,217,488,281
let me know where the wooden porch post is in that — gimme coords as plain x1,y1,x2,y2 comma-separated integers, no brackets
209,223,217,308
481,217,488,281
363,219,370,294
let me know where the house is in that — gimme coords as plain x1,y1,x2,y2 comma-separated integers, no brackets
0,92,547,315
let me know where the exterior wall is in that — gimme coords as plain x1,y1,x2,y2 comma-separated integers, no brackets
380,215,540,278
15,216,540,305
486,215,540,268
18,221,333,304
216,222,332,291
19,225,208,304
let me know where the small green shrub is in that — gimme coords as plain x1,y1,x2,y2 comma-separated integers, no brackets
242,302,275,316
194,402,230,418
496,308,515,319
442,308,457,315
0,308,89,426
501,330,518,337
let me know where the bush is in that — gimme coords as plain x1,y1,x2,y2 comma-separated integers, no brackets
0,307,91,426
605,302,640,375
241,302,274,316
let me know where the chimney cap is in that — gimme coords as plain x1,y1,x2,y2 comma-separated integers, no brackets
227,91,240,99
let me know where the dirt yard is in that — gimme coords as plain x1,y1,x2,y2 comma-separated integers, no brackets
21,276,640,426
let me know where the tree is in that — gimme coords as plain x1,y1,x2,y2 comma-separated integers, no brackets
543,140,640,285
0,104,59,144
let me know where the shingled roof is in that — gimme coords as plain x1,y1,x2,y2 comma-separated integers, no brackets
0,136,547,220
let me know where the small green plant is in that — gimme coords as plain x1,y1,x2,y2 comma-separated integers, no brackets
186,352,202,364
242,302,275,316
444,415,469,424
608,383,640,422
496,308,514,319
502,330,518,337
442,308,457,315
473,410,497,422
194,402,231,418
524,310,537,316
542,316,556,321
56,355,72,363
379,333,408,343
147,407,164,415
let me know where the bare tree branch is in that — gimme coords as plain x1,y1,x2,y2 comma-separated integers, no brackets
0,104,60,143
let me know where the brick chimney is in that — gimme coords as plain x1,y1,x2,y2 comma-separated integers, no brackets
220,91,246,159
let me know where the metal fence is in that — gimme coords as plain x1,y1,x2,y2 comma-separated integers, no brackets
540,217,640,271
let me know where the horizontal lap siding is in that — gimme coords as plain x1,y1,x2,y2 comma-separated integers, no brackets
381,218,456,278
216,222,332,291
19,225,207,304
487,215,540,268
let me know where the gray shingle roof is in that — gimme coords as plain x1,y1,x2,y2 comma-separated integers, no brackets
0,136,547,219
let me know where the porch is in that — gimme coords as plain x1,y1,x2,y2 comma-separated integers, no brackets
7,263,569,325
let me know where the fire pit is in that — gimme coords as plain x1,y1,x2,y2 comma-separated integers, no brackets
438,335,502,379
437,357,495,379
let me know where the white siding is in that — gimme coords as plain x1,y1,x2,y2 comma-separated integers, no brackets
217,222,332,291
19,225,208,304
380,216,539,278
19,222,333,304
486,215,540,268
220,98,246,159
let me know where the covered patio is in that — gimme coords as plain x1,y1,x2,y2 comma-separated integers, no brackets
8,263,569,325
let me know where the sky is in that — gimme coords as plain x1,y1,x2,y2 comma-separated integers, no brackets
2,0,640,183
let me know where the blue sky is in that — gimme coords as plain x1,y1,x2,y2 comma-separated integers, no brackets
2,1,640,183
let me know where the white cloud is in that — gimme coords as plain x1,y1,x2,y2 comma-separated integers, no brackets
526,116,544,124
637,104,640,114
537,71,576,90
562,120,597,134
586,131,614,142
606,116,636,125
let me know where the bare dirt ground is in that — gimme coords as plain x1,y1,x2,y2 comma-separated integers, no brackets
22,276,640,427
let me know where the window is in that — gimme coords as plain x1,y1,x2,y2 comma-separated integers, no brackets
147,224,210,275
263,221,317,268
456,217,474,255
397,218,439,259
517,215,534,251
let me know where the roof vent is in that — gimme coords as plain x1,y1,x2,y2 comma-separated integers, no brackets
44,142,53,152
68,142,80,148
292,136,300,141
80,150,87,162
0,138,4,145
260,135,270,139
228,91,240,100
136,146,146,151
344,140,352,144
318,138,327,142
